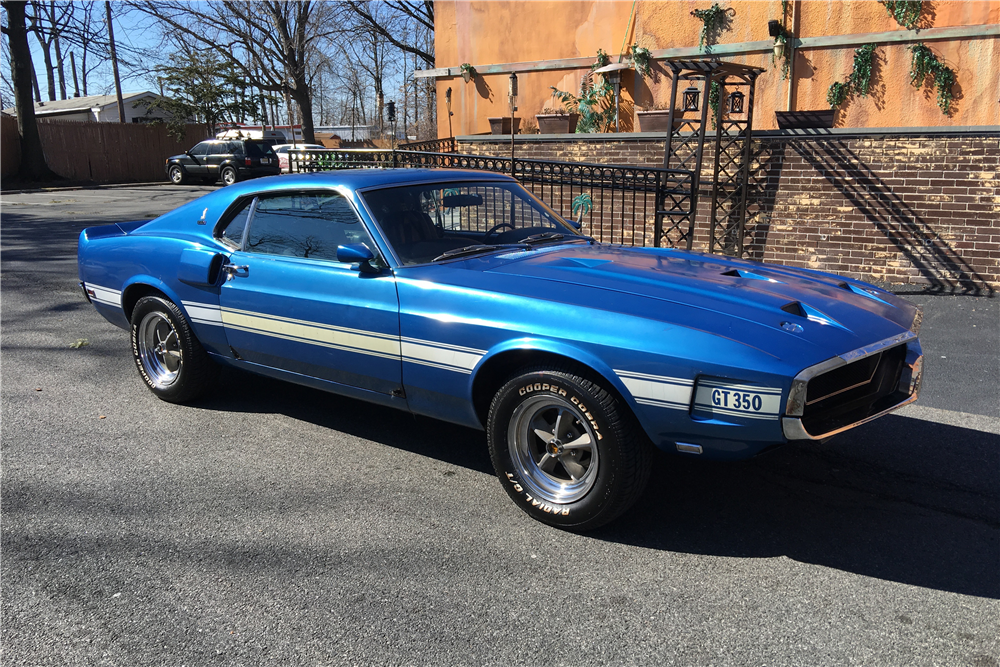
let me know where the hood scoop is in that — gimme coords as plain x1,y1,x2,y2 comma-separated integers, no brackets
838,280,893,306
781,300,849,330
563,257,613,268
722,268,784,283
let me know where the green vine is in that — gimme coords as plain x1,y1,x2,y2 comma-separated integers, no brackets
827,43,877,108
630,44,652,79
459,63,476,80
909,43,956,114
691,4,729,52
882,1,923,29
708,80,721,129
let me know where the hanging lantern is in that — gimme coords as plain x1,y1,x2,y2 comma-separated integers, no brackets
728,90,745,115
682,86,701,112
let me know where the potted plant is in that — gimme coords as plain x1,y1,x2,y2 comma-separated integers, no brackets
487,117,521,135
535,107,579,134
460,63,476,83
636,103,672,132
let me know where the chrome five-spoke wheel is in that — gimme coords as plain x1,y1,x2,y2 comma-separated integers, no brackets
136,311,183,389
508,394,599,504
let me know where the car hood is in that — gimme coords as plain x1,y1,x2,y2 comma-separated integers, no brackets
478,244,918,359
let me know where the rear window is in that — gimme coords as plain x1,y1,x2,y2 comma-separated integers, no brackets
245,141,275,157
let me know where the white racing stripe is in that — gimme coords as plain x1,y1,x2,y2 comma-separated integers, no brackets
178,301,486,373
615,370,694,412
85,283,122,308
401,337,484,374
181,301,223,327
220,307,401,358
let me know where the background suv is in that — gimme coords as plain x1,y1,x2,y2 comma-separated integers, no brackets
165,139,279,186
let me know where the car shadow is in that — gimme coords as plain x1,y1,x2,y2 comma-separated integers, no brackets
196,366,999,600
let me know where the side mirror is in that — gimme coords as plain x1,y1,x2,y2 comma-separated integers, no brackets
337,243,379,273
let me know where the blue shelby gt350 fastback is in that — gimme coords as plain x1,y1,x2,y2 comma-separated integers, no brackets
78,169,923,530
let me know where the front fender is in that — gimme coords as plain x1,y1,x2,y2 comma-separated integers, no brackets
470,336,647,421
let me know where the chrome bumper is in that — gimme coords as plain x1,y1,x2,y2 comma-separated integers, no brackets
781,332,923,441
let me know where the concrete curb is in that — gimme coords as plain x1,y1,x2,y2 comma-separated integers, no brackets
1,181,176,195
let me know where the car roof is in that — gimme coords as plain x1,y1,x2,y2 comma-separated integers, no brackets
244,168,518,192
137,168,520,236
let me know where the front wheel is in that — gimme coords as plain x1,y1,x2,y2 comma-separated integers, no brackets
130,296,215,403
221,166,238,186
487,366,652,531
168,165,187,185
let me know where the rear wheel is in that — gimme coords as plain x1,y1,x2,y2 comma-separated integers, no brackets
221,166,238,186
487,366,652,531
130,296,215,403
168,165,187,185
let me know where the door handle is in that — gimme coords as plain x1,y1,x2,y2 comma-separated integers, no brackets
223,264,249,280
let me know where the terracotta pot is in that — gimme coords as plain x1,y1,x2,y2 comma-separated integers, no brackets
488,117,521,135
535,113,579,134
636,110,672,132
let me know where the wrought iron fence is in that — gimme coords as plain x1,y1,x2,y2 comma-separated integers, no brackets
398,137,456,153
289,149,695,248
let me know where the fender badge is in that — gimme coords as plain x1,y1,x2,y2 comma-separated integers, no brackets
197,207,208,225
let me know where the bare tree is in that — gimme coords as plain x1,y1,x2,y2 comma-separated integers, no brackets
27,0,72,100
2,0,56,179
343,1,433,68
131,1,340,142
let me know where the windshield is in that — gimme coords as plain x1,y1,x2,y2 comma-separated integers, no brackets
361,180,581,266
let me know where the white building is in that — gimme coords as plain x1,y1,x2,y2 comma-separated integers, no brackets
2,91,175,123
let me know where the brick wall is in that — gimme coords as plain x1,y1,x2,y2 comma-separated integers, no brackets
458,133,1000,292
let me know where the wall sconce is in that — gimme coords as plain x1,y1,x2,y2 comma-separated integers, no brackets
682,86,701,112
728,90,745,114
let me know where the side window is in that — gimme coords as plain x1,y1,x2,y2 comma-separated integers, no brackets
217,198,255,249
229,142,244,155
244,193,371,262
189,142,211,156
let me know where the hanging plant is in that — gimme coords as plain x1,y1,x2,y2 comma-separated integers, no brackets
630,44,653,79
591,49,611,72
882,1,923,30
459,63,476,83
826,81,849,108
691,4,731,52
849,43,876,96
708,80,721,129
909,43,956,114
826,43,877,108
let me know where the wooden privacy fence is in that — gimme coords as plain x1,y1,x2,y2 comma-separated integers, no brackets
1,119,210,183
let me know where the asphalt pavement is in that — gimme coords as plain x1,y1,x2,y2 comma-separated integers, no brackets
2,185,998,666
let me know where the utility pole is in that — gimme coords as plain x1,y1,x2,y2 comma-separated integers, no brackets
69,51,80,98
105,1,125,122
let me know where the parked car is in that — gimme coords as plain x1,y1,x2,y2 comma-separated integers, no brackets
165,139,279,186
272,143,328,173
77,169,923,530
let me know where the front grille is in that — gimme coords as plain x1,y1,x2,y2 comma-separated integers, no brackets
800,343,908,437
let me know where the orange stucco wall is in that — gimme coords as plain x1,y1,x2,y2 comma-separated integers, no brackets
435,1,1000,136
